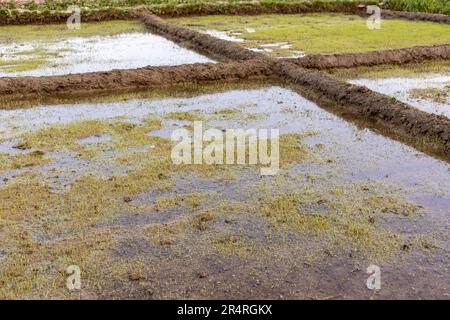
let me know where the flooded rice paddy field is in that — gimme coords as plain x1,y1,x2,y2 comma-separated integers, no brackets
331,61,450,118
0,20,213,77
0,81,448,299
168,13,450,57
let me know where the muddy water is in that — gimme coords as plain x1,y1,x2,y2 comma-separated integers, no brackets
1,84,449,298
0,31,213,77
349,74,450,118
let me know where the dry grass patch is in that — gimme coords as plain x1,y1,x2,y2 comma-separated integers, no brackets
164,111,203,121
0,151,49,172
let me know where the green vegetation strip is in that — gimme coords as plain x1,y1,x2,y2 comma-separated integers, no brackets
170,13,450,55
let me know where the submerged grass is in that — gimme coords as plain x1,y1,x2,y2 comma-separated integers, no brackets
15,117,162,158
0,20,145,73
409,86,450,104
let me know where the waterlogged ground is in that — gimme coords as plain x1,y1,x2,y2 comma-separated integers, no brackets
169,13,450,57
0,20,213,77
0,82,449,299
332,61,450,118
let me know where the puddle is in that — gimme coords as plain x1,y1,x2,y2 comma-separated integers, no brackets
350,74,450,118
0,22,213,77
0,139,28,154
203,30,244,42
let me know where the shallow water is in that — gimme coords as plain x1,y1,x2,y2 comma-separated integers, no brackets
350,74,450,118
1,86,448,203
1,84,449,299
0,31,213,77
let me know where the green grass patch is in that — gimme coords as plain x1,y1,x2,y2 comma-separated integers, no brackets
170,13,450,55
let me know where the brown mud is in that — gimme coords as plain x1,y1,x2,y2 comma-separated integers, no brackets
0,60,273,104
285,44,450,69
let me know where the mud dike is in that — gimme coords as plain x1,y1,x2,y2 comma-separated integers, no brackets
0,4,449,160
